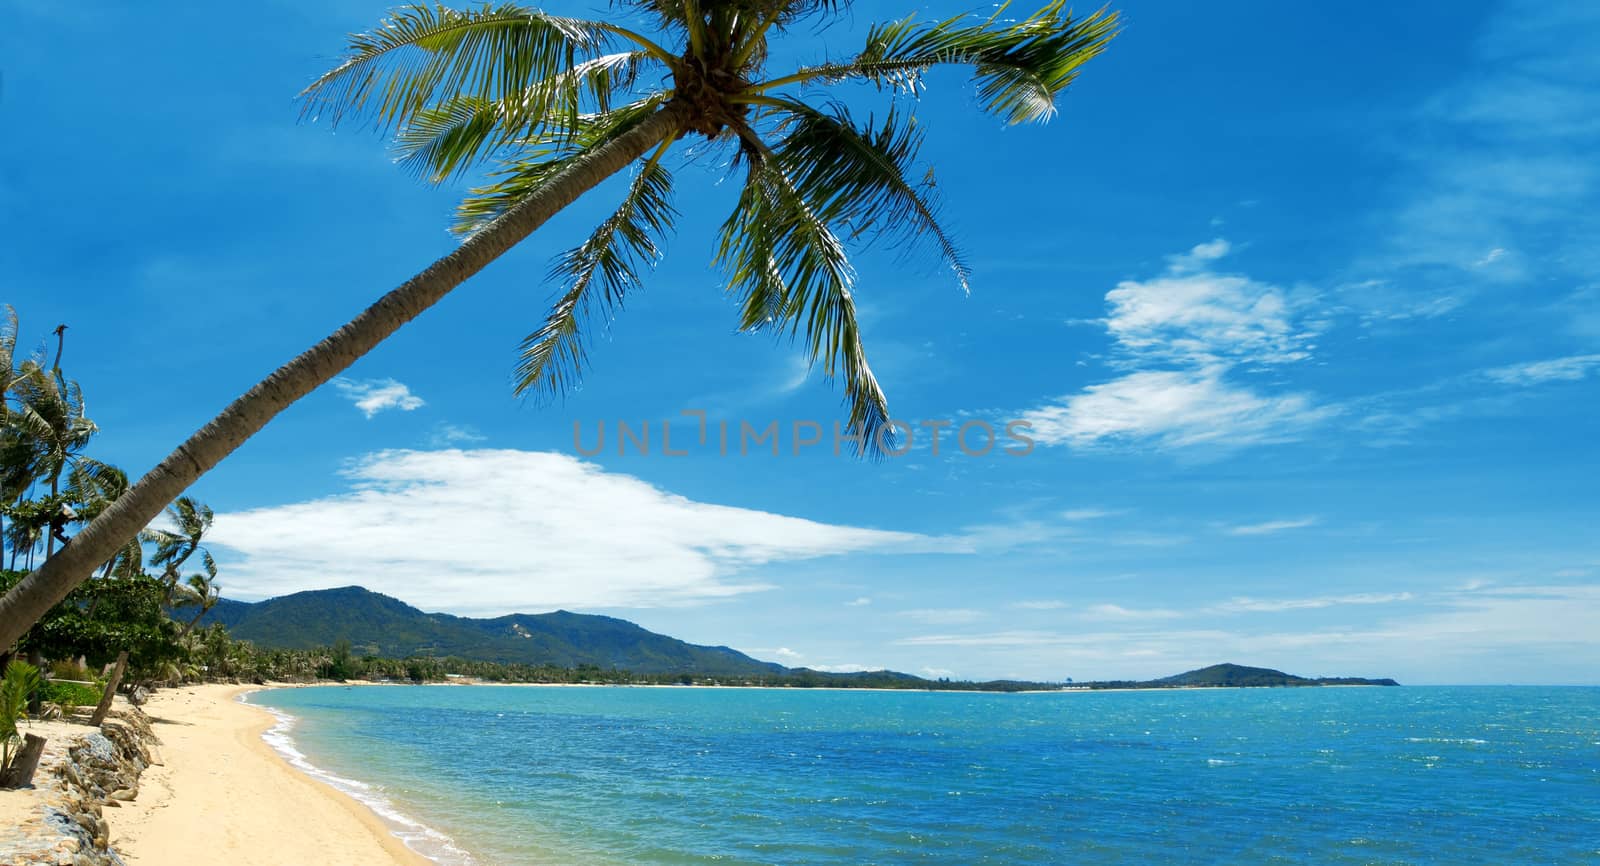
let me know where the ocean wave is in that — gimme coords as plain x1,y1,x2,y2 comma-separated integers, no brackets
244,693,479,866
1404,737,1488,745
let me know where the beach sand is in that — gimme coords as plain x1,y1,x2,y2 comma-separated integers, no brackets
112,683,431,866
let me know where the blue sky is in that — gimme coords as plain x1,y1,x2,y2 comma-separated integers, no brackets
4,0,1597,684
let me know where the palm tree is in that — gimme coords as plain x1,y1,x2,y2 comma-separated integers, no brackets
5,362,111,559
141,496,215,593
0,0,1118,649
0,306,33,566
65,466,144,580
172,567,221,638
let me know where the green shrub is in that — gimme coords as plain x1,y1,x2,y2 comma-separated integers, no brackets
1,661,42,769
41,679,102,709
48,659,89,681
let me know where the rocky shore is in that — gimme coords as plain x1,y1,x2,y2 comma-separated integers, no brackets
0,707,159,866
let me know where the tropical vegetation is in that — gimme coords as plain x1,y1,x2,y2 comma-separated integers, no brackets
0,310,226,727
0,0,1118,653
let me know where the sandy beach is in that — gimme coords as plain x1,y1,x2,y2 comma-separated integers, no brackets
112,683,431,866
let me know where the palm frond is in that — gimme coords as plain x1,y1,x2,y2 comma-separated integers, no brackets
717,134,890,453
0,305,16,394
300,3,667,131
108,536,144,579
770,99,969,292
452,96,670,235
393,51,653,181
762,1,1118,124
65,459,128,517
515,147,679,398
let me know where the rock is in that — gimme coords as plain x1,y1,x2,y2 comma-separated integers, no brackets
1,704,161,866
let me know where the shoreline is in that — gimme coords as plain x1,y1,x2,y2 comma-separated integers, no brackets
111,683,441,866
105,678,1402,864
250,693,476,864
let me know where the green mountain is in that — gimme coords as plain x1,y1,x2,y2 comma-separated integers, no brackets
202,586,788,677
202,590,1398,687
1153,663,1398,688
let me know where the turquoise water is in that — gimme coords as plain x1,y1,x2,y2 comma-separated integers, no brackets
248,686,1600,865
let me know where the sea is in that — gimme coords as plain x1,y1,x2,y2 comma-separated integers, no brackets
246,685,1600,865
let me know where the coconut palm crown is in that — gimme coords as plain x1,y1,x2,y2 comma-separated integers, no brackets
0,0,1115,652
303,0,1118,445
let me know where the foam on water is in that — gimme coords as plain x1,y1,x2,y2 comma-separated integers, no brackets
243,693,477,866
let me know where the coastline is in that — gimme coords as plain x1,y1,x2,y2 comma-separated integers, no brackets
110,683,439,866
100,679,1402,864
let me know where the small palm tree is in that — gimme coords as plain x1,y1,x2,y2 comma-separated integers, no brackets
5,362,114,559
141,496,215,593
0,0,1117,648
65,465,144,580
0,307,24,560
172,566,222,638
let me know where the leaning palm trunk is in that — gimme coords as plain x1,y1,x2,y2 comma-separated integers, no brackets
0,103,687,651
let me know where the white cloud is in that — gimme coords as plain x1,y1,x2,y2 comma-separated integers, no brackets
898,608,986,625
893,583,1600,683
776,355,810,394
428,423,487,446
1080,603,1183,621
1212,592,1414,613
1224,517,1319,536
1166,238,1232,273
1104,272,1314,367
1019,241,1332,452
1060,508,1121,521
769,647,804,662
809,663,881,673
1473,247,1508,268
209,448,928,614
1023,369,1332,449
1012,600,1068,610
845,596,873,607
333,378,425,418
1484,353,1600,386
1373,1,1600,289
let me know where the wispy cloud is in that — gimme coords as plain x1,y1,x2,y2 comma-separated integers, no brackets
1060,508,1123,521
894,584,1600,683
1484,353,1600,386
333,378,425,418
210,449,928,613
1211,592,1413,613
1025,369,1332,450
1371,0,1600,291
1224,517,1319,537
1080,603,1183,621
898,608,986,625
1165,238,1232,273
845,596,873,607
1020,241,1333,452
427,423,487,447
1012,599,1069,610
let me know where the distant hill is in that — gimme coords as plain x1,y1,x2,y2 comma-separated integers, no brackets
1109,663,1398,688
201,589,1397,687
202,586,788,677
